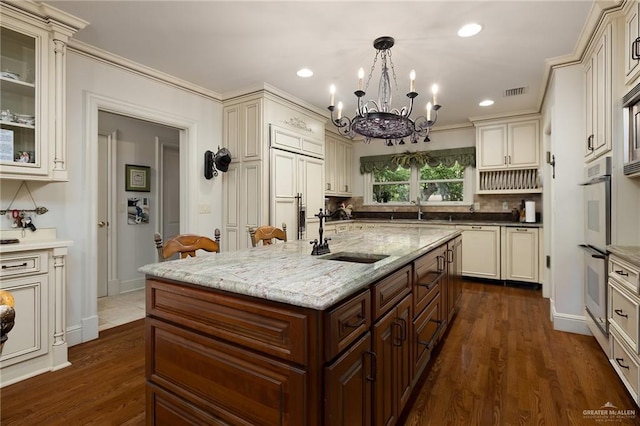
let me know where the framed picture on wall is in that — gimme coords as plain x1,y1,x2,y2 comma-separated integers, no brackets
125,164,151,192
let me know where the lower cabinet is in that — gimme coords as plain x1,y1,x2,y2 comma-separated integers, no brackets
146,239,460,425
325,332,373,426
608,252,640,406
501,227,539,283
456,225,501,279
0,240,71,387
373,294,412,426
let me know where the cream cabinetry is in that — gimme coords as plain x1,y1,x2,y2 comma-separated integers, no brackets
223,98,263,161
501,227,539,283
584,22,612,162
222,90,326,250
0,2,86,181
608,252,640,406
475,117,541,193
455,225,501,280
0,230,72,387
324,132,353,196
624,0,640,85
476,119,539,170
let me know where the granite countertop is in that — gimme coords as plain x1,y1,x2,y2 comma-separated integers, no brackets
0,228,72,254
327,218,543,228
607,245,640,267
139,228,460,310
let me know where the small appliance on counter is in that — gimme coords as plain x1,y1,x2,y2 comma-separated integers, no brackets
525,200,536,223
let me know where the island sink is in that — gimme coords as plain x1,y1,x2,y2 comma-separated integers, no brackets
321,252,389,264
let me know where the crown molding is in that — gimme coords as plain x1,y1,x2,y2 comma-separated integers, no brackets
67,39,223,102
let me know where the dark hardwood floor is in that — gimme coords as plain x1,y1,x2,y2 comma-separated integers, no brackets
1,281,638,425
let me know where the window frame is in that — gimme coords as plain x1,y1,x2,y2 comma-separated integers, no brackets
364,163,475,206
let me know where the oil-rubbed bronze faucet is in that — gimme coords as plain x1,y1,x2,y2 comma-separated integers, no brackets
311,209,331,255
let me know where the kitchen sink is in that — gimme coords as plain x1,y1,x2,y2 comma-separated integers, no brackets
321,252,389,264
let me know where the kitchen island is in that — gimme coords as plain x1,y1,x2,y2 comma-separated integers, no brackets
140,227,462,425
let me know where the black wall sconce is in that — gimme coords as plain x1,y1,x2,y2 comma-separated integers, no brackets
204,147,232,179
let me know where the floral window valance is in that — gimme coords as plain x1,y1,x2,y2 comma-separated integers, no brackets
359,147,476,174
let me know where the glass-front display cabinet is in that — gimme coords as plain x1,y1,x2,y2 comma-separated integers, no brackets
1,26,38,170
0,1,86,181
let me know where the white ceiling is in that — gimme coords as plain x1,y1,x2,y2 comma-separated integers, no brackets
46,0,594,128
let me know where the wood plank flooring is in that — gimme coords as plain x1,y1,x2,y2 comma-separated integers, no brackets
1,281,638,425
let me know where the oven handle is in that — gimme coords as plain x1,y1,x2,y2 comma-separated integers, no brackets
579,244,606,259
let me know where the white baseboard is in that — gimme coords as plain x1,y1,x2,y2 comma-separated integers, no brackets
82,315,99,343
66,324,83,347
120,278,145,294
551,303,591,335
107,279,120,296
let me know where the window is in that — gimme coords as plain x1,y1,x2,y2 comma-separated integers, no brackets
418,163,464,202
360,148,476,205
372,165,410,203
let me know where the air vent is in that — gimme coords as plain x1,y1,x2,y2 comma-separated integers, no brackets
504,86,527,97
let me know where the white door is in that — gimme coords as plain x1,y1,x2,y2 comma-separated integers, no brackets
161,144,180,241
97,133,112,297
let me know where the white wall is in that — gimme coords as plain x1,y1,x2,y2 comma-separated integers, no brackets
350,125,475,195
0,51,224,346
541,64,588,334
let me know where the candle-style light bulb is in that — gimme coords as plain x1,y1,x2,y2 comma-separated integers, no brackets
358,68,365,91
426,102,432,121
409,70,416,92
431,84,439,105
337,101,343,119
330,84,336,107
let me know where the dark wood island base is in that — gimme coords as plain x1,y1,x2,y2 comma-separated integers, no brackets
145,235,462,425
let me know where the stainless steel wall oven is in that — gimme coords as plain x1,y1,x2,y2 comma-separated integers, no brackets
579,156,611,353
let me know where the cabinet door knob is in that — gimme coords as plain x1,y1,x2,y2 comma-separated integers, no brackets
98,221,107,227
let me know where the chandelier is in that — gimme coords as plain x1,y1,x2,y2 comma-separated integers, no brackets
328,36,441,146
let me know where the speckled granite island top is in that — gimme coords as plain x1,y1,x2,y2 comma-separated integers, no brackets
139,227,460,310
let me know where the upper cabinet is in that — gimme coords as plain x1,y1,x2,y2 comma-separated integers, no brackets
325,131,353,196
223,98,263,162
625,0,640,85
0,2,87,181
474,117,541,193
584,22,612,162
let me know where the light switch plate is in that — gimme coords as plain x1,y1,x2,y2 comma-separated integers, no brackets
198,204,211,214
502,201,509,211
474,202,480,210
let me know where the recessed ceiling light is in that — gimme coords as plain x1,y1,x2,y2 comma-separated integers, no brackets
479,99,494,107
297,68,313,78
458,23,483,38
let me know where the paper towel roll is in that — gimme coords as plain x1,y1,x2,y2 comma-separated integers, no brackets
525,201,536,223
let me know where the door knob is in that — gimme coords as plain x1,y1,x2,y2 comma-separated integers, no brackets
98,221,106,227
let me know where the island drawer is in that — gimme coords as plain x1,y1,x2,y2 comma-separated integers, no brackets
147,317,307,425
413,248,446,315
609,256,640,294
609,282,640,352
412,293,444,382
0,251,47,278
372,264,412,320
147,279,309,365
325,290,371,361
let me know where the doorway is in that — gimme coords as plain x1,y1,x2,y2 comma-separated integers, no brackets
96,111,180,331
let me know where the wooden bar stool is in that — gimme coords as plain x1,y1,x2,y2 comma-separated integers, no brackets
154,229,221,261
248,223,287,247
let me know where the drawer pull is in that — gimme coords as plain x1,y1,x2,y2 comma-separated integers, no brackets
615,270,629,277
471,226,482,229
365,351,377,382
614,309,628,318
343,314,365,329
446,248,453,264
392,320,403,347
418,319,446,350
615,357,630,370
418,270,445,290
2,262,28,270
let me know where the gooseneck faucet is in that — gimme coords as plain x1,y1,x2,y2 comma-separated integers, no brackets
311,209,331,255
